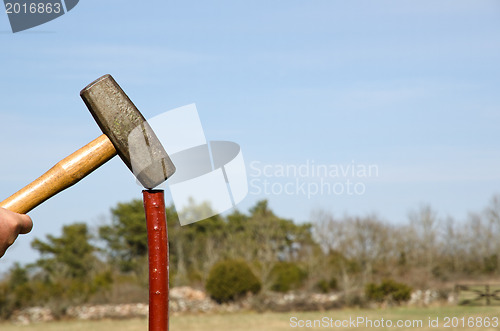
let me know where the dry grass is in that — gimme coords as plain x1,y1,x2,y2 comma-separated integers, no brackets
0,306,499,331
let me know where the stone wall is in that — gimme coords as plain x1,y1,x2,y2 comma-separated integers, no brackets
10,287,449,324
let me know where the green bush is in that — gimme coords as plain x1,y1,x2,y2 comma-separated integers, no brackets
329,277,338,291
316,279,330,293
365,282,384,302
269,262,307,292
316,277,338,293
483,254,498,273
365,279,412,303
205,259,261,303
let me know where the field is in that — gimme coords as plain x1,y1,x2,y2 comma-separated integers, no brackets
1,306,499,331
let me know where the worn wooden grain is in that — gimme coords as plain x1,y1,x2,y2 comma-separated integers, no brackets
0,134,116,214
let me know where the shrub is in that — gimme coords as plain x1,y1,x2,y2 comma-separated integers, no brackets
205,259,261,303
316,279,330,293
329,277,338,291
365,279,412,303
269,262,307,293
365,282,384,302
316,277,338,293
484,254,498,273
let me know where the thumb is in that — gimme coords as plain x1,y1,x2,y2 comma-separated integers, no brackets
17,214,33,235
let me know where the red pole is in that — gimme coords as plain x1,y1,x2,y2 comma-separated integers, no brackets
143,189,169,331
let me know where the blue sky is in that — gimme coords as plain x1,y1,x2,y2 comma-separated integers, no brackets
1,1,500,270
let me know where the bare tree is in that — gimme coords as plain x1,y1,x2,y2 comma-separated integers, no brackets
408,205,440,272
312,210,394,288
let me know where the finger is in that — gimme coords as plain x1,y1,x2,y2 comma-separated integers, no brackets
17,214,33,234
0,243,8,258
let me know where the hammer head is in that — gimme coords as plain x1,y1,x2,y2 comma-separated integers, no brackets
80,74,175,188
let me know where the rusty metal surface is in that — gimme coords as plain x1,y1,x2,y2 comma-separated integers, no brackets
143,189,169,331
80,74,175,188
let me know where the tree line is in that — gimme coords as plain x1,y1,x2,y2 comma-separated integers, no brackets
1,196,500,317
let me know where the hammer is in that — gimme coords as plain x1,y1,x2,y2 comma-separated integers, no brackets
1,74,174,330
0,74,175,214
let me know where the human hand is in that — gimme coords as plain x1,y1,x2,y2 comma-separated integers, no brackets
0,208,33,258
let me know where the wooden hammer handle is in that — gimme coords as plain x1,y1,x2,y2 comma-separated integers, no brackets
0,134,116,214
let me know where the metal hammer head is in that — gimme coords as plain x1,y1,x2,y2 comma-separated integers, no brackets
80,74,175,188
